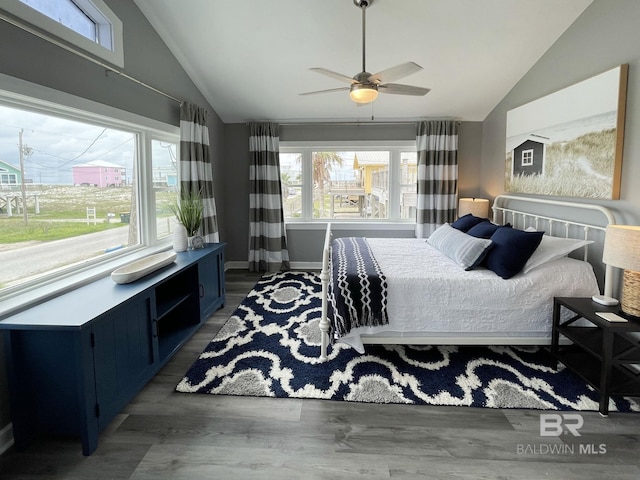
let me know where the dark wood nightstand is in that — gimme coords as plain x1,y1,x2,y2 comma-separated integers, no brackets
551,297,640,416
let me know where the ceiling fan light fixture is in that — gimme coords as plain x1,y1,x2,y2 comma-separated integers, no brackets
349,84,378,103
300,0,430,102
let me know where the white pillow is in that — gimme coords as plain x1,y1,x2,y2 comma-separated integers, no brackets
523,234,593,273
427,223,493,270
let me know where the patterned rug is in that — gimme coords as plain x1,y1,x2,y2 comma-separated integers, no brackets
177,271,639,412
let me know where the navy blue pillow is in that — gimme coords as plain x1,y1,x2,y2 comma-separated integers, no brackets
450,213,487,232
467,221,508,239
483,227,544,279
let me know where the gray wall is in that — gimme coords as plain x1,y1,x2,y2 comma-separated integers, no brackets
481,0,640,225
0,0,224,442
222,121,483,264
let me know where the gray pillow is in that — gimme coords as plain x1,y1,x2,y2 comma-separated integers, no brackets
427,223,493,270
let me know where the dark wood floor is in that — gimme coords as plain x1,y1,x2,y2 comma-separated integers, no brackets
1,269,640,479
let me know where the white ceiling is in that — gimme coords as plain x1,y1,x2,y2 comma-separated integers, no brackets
133,0,593,124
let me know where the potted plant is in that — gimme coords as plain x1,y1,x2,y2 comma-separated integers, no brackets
171,189,203,251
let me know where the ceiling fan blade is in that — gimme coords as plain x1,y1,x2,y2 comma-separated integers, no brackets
368,62,423,84
378,83,430,96
299,86,351,96
309,68,356,84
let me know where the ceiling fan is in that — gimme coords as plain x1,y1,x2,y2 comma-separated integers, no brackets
299,0,430,104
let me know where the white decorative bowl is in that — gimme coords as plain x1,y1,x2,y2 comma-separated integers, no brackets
111,251,178,284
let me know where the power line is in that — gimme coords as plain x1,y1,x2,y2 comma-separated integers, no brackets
84,136,134,163
66,128,107,164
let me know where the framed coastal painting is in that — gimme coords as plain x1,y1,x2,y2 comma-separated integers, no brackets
505,64,628,199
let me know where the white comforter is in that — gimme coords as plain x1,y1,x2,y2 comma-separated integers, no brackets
337,238,600,352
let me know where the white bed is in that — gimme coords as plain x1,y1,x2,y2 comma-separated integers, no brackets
318,195,617,359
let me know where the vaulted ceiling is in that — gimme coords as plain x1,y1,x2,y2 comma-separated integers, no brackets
134,0,593,123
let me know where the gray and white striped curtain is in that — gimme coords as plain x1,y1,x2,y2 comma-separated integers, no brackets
415,120,458,238
179,102,219,243
248,122,290,272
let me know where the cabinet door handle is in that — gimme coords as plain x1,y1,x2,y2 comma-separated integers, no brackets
152,319,158,338
199,284,205,298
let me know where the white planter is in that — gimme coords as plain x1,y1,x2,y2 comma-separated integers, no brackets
173,223,188,252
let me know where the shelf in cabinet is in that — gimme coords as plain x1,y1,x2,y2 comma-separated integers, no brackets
156,292,194,320
158,323,200,360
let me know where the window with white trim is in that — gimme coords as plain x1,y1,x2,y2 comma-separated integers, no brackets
1,172,18,185
521,148,533,167
2,0,124,67
151,138,179,240
21,0,97,42
0,88,178,295
280,142,417,222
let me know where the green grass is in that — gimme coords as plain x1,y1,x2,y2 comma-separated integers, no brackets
0,184,177,244
0,218,124,243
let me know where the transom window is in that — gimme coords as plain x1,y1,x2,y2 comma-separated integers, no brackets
2,0,124,67
20,0,97,42
280,142,417,222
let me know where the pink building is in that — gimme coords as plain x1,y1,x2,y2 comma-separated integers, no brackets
72,160,126,187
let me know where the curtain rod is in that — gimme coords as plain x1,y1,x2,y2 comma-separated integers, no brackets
0,13,182,105
279,121,417,126
248,120,461,127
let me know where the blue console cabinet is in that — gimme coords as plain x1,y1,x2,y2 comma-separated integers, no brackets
0,244,225,455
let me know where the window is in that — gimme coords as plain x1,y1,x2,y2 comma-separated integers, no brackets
20,0,97,42
522,149,533,167
151,138,179,240
280,142,417,222
0,84,179,296
1,172,18,184
2,0,124,67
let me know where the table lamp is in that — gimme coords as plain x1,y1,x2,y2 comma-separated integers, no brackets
600,225,640,317
458,198,489,218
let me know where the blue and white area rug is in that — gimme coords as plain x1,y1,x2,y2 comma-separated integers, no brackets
177,271,639,412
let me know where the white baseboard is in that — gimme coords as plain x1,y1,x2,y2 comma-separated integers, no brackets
224,261,248,270
290,262,321,270
224,261,321,271
0,423,14,455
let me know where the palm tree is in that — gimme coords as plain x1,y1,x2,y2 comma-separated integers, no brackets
280,171,292,198
312,152,343,217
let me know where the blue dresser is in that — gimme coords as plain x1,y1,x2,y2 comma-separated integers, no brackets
0,244,225,455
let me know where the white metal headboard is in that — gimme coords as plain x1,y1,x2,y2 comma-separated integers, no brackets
492,194,617,297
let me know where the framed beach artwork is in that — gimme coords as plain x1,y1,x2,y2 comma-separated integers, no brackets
505,64,628,199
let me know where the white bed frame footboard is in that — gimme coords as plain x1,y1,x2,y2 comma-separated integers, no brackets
319,222,332,361
318,195,617,360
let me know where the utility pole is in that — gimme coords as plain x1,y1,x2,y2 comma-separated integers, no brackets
18,129,28,224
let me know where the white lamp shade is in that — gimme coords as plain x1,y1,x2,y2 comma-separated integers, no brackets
602,225,640,271
458,198,490,218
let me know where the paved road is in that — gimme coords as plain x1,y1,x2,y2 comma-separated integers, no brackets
0,226,130,287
